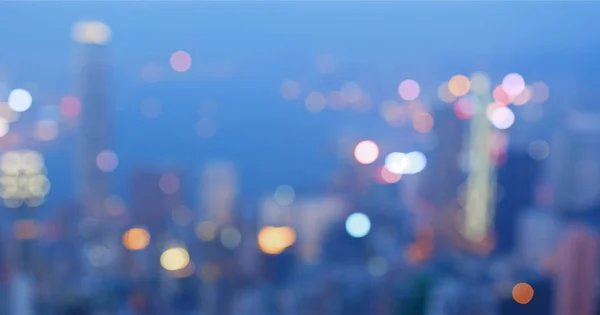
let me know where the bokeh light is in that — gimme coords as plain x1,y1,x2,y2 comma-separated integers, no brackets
160,247,190,271
470,72,491,94
34,120,59,141
530,82,550,103
413,112,434,133
220,226,242,249
438,82,456,103
403,151,427,174
493,85,512,106
512,86,532,106
8,89,32,112
528,140,550,161
354,140,379,165
14,220,39,240
141,63,164,83
258,226,297,255
60,96,81,117
502,73,526,96
454,97,476,120
340,82,363,104
274,185,295,206
305,92,326,113
489,106,515,130
385,152,409,175
398,79,420,101
159,173,180,194
172,205,193,226
0,102,19,123
0,118,9,138
512,282,534,304
122,227,150,251
380,100,406,126
170,50,192,72
448,75,471,97
367,256,389,277
345,212,371,238
96,150,118,172
196,221,217,241
280,80,301,100
379,166,402,184
105,195,126,216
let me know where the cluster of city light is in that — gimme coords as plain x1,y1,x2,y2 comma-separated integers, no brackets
0,150,50,208
436,71,550,130
257,226,296,255
345,212,371,238
384,151,427,175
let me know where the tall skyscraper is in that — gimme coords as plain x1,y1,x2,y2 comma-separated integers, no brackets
555,224,598,315
72,21,112,219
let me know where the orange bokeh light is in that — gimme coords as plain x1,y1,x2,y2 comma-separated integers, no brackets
122,227,151,251
413,112,434,133
512,282,534,305
448,75,471,97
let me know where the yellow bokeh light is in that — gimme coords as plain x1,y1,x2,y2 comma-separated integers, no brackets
122,227,150,251
448,75,471,97
160,247,190,271
258,226,296,255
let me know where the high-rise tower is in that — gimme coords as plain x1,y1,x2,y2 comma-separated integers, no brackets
72,21,112,219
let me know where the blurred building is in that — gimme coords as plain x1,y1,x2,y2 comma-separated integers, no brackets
421,106,465,210
129,169,181,278
551,111,600,212
554,224,598,315
494,152,541,254
516,207,562,271
198,161,238,227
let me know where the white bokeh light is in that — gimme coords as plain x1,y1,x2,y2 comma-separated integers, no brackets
404,151,427,174
489,107,515,130
385,152,409,175
345,212,371,238
8,89,32,112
